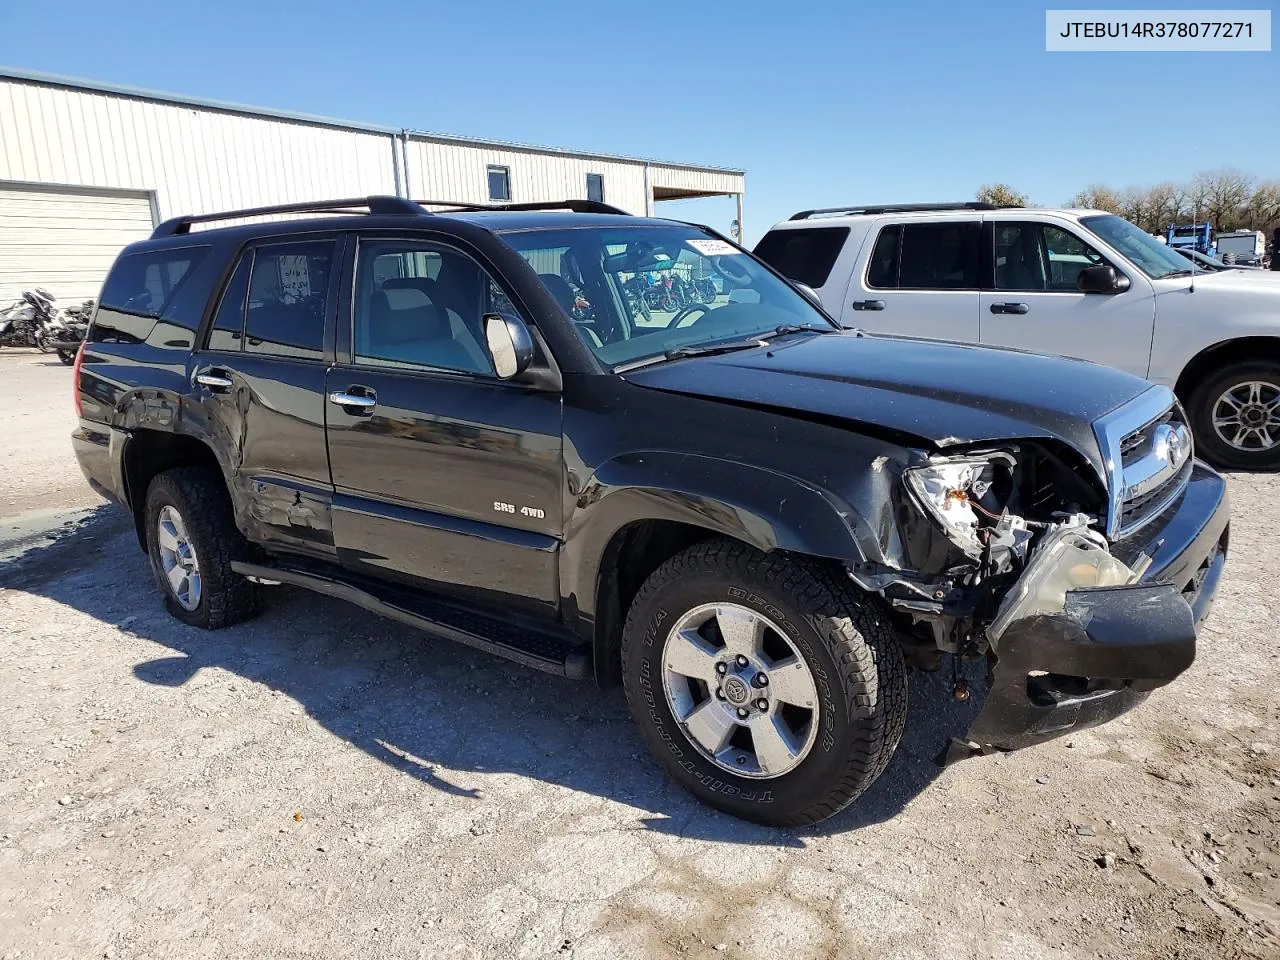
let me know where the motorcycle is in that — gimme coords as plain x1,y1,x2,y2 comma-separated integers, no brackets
691,277,718,304
0,296,41,348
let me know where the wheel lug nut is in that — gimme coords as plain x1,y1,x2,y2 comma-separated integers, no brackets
736,708,749,719
715,662,727,675
735,655,749,668
715,688,726,700
754,672,768,687
757,699,769,711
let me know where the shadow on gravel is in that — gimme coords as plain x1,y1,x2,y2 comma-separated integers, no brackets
3,510,986,842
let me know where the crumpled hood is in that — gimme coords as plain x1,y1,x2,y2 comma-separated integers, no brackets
622,332,1153,473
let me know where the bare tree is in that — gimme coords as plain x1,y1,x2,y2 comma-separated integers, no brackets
976,183,1028,207
1192,168,1254,231
1245,182,1280,233
1142,182,1181,234
1067,184,1124,213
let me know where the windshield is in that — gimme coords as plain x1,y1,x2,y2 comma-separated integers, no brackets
1080,215,1192,280
500,224,835,368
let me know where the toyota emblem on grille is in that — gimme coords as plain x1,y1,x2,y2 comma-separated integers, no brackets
1154,422,1191,470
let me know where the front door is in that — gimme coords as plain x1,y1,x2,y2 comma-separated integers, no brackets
979,219,1155,377
324,237,564,618
839,217,982,342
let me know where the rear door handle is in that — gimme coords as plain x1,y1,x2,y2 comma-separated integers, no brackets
195,370,233,392
851,299,885,311
990,302,1029,315
328,387,377,414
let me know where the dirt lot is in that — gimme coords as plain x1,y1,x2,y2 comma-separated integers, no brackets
1,348,1278,960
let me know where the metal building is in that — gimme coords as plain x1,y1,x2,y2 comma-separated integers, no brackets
0,68,745,303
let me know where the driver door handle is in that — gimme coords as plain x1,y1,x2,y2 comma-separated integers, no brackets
195,369,233,393
851,299,885,311
990,302,1029,315
328,388,377,414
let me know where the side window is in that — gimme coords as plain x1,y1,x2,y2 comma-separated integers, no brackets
353,240,498,375
1043,225,1106,291
586,173,604,203
753,227,849,288
865,226,901,289
994,224,1049,291
92,246,210,343
243,242,334,360
207,254,251,351
899,222,980,290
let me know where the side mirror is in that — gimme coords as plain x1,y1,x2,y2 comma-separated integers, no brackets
483,313,534,380
792,281,823,309
1077,265,1130,294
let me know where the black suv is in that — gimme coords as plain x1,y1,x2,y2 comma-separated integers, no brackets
73,196,1229,825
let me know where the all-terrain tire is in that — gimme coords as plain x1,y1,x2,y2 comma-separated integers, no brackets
1187,359,1280,472
144,466,260,629
621,539,907,826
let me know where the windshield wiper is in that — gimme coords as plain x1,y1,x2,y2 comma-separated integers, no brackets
614,337,768,373
764,323,833,339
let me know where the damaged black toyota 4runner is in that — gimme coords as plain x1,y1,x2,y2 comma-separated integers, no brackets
72,196,1229,825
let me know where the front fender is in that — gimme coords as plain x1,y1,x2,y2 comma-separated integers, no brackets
560,451,887,636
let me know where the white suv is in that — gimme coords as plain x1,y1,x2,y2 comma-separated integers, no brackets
754,203,1280,470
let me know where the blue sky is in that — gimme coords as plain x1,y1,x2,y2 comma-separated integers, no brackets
1,0,1275,243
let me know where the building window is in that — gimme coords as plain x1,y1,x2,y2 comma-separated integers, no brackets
487,165,511,202
586,173,604,203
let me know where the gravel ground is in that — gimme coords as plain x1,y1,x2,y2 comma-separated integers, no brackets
1,350,1278,960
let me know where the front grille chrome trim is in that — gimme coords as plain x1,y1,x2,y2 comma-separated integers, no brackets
1093,385,1186,540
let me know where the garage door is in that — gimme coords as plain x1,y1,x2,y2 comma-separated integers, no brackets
0,182,155,307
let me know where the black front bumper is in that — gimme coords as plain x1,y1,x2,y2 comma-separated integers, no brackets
957,462,1229,756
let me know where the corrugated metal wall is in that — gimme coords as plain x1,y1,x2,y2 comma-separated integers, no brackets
405,138,651,214
0,75,744,224
0,80,397,221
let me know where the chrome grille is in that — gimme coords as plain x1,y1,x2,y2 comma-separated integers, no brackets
1094,386,1193,540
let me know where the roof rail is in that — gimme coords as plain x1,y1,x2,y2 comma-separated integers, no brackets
789,202,999,221
417,198,633,216
151,195,425,238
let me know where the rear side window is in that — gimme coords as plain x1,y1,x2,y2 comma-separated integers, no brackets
898,222,980,290
207,254,252,351
753,227,849,288
866,226,901,289
92,246,210,343
242,242,335,360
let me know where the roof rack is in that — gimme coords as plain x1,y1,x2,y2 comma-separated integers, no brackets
789,202,998,221
151,195,425,238
417,198,632,216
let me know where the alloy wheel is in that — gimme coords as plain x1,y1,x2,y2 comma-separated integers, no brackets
660,602,819,779
156,505,202,611
1212,380,1280,451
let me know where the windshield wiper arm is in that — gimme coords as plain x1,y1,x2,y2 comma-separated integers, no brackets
613,337,768,373
764,323,832,339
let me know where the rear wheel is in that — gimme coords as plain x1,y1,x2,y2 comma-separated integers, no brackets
144,467,260,628
1188,360,1280,471
621,539,907,826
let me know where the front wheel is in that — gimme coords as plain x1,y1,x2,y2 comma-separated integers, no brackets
1187,360,1280,471
621,540,907,826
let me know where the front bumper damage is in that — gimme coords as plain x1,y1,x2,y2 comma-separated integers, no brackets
948,462,1229,761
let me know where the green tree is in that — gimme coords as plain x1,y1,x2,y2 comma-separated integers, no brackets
976,183,1028,207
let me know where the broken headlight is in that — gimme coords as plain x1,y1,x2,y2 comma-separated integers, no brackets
904,456,1020,558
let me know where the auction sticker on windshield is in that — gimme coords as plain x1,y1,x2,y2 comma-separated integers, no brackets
687,238,742,257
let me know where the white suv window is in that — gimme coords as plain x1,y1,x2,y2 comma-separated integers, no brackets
866,222,980,290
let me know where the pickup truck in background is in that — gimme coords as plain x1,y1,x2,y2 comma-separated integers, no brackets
755,202,1280,470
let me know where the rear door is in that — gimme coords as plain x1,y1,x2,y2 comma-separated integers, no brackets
839,216,982,342
324,235,564,619
191,236,341,559
978,216,1154,377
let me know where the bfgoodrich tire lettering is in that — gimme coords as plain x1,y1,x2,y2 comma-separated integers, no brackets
621,538,907,826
